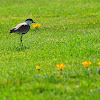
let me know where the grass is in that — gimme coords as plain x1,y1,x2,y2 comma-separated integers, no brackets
0,0,100,99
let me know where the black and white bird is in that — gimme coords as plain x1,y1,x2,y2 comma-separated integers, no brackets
9,18,36,46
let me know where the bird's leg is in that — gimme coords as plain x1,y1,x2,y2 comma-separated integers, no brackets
20,34,23,47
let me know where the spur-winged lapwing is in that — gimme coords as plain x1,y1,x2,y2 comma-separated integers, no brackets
9,18,36,46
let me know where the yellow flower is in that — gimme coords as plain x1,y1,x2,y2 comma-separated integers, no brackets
82,61,91,67
32,24,41,28
98,62,100,66
32,25,36,28
36,66,41,69
56,63,65,69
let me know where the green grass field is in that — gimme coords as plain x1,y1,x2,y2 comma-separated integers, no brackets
0,0,100,99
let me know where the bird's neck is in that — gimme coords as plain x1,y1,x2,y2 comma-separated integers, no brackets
25,21,31,25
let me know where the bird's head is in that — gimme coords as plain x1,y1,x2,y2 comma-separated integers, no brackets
25,18,36,25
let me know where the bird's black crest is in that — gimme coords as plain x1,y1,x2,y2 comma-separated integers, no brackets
25,18,33,22
25,18,36,23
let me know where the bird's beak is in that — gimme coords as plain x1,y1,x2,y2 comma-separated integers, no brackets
33,21,36,23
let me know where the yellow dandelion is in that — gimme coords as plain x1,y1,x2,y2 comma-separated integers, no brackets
82,61,91,67
98,62,100,66
33,25,36,28
56,63,65,69
36,66,41,70
32,24,41,28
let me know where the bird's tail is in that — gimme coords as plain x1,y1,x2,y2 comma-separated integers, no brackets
9,28,16,33
9,30,12,33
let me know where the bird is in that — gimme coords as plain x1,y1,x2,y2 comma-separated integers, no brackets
9,18,36,46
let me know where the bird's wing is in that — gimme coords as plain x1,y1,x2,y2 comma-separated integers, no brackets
14,22,30,33
15,22,27,29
